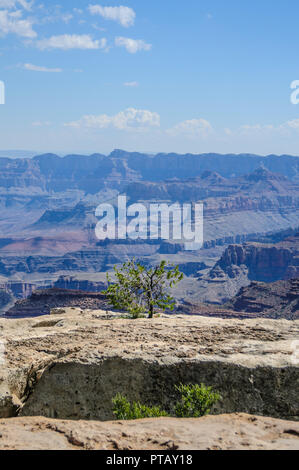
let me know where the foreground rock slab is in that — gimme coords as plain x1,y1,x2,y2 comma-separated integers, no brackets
0,414,298,450
0,309,298,420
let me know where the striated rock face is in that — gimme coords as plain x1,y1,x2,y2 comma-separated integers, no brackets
0,414,298,450
0,244,159,277
0,282,36,299
4,288,107,317
226,279,299,319
217,243,295,282
1,161,299,248
0,158,45,191
0,311,298,421
52,276,106,292
193,235,299,304
125,169,299,249
1,153,299,195
179,278,299,320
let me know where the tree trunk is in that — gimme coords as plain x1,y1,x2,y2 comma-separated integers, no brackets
149,304,154,319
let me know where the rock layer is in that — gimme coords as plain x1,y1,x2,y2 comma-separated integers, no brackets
192,235,299,304
226,279,299,319
4,288,107,317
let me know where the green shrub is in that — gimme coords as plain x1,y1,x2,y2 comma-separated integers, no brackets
112,394,169,420
112,384,221,420
174,383,221,418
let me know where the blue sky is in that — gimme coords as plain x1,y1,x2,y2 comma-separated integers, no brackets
1,0,299,155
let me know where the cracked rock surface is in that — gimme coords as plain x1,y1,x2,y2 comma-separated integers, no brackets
0,308,298,421
0,414,298,450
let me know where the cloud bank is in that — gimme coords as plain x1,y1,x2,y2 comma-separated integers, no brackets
65,108,160,131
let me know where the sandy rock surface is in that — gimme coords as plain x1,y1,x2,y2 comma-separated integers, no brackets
0,413,298,450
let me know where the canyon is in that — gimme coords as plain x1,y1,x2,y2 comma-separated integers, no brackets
0,152,299,311
188,234,299,304
0,151,298,451
225,278,299,319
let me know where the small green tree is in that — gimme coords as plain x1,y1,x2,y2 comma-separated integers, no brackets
174,383,221,418
112,394,169,420
104,259,183,318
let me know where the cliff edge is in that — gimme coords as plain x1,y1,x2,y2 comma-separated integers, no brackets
0,309,298,422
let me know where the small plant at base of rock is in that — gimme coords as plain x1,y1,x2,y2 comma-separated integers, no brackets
112,394,169,420
174,383,221,418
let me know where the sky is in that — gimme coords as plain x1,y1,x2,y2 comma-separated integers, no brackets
1,0,299,156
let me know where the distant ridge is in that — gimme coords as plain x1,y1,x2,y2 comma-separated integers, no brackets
1,149,299,161
1,150,299,187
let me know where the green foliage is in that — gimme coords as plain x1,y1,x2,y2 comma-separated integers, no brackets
104,259,183,318
174,383,221,418
112,394,169,420
112,383,221,421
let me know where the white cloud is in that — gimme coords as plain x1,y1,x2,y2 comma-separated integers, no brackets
115,36,151,53
223,119,299,138
36,5,75,26
167,119,213,137
23,63,62,72
0,0,33,10
88,5,135,27
240,124,274,132
238,121,299,134
124,81,139,87
0,9,36,37
61,13,73,24
285,119,299,130
64,108,160,131
36,34,106,50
